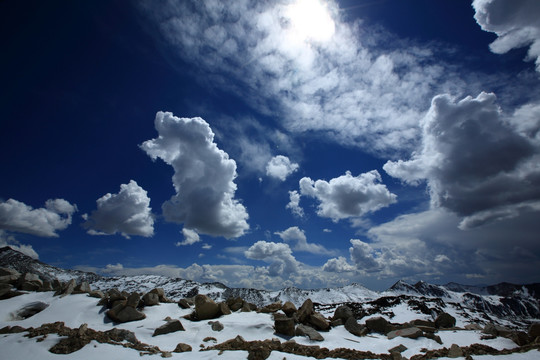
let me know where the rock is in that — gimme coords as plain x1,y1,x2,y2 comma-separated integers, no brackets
227,297,244,312
528,323,540,338
51,279,63,291
218,302,231,316
73,281,91,294
0,326,26,334
282,301,297,317
435,312,456,329
241,302,252,312
447,343,463,358
178,298,191,309
365,316,390,334
297,299,313,323
389,344,408,353
259,301,282,313
0,275,19,285
143,292,160,306
387,327,423,340
333,305,354,322
18,273,43,291
275,317,295,336
153,319,185,336
126,292,141,308
194,294,219,320
209,321,224,332
482,323,512,337
173,343,192,353
88,290,104,299
57,279,76,297
309,313,330,331
345,317,367,337
465,323,483,330
105,328,138,343
203,336,217,342
150,288,166,302
510,331,530,346
331,319,344,327
424,332,443,344
0,268,20,277
40,281,53,292
12,301,49,319
108,288,126,302
106,303,146,323
295,324,324,341
0,289,23,300
411,319,435,327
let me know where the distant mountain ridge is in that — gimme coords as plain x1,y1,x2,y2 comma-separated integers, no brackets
1,246,539,326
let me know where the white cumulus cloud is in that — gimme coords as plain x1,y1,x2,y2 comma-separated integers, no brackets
245,240,299,277
286,190,304,217
84,180,154,238
322,256,355,273
266,155,299,181
275,226,333,255
298,170,397,222
141,111,249,238
0,198,76,237
176,228,201,246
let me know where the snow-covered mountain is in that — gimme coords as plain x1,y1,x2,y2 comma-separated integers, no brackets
1,246,538,328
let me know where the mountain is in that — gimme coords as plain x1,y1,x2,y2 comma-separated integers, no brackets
1,247,538,327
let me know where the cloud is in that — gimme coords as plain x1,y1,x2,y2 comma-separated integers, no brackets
266,155,299,181
286,190,304,217
245,240,299,277
83,180,154,238
0,198,77,237
349,239,380,273
141,111,249,238
384,92,540,229
473,0,540,72
138,0,470,156
298,170,397,222
0,230,39,259
322,256,355,273
275,226,333,255
175,228,200,246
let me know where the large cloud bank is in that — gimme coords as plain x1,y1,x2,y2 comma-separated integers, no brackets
141,111,249,238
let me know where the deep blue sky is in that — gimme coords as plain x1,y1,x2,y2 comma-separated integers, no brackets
1,0,539,290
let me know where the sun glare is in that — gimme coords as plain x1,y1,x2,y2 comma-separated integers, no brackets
285,0,335,43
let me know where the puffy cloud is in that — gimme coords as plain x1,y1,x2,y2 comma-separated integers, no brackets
473,0,540,72
266,155,299,181
286,190,304,217
245,240,299,277
175,228,200,246
141,111,249,238
299,170,397,222
275,226,333,255
138,0,468,155
322,256,355,273
84,180,154,238
349,239,380,273
0,198,76,237
0,230,39,259
384,92,540,229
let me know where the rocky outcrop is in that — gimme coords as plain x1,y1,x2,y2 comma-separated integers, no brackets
152,319,185,336
295,324,324,341
345,317,367,337
282,301,297,317
297,299,314,323
387,327,423,340
194,294,220,320
435,312,456,329
365,316,392,334
142,292,159,306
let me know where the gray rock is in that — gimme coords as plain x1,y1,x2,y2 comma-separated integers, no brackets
275,317,295,336
218,302,231,315
209,321,224,332
13,301,49,319
464,323,483,330
149,288,166,302
178,298,191,309
282,301,297,317
447,344,463,358
105,328,139,344
529,323,540,338
295,324,324,341
345,317,368,337
106,304,146,323
387,327,423,340
73,281,91,294
435,312,456,329
88,290,104,299
389,344,408,353
0,268,20,277
126,292,140,308
333,305,354,322
365,316,390,334
153,319,185,336
18,273,43,291
40,281,53,292
240,302,252,312
58,279,76,297
142,292,160,306
510,331,530,346
107,288,126,302
297,299,313,323
309,313,330,331
482,323,512,337
195,294,219,320
260,302,282,313
0,275,19,285
173,343,192,353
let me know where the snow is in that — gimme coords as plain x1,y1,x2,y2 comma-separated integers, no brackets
0,291,535,359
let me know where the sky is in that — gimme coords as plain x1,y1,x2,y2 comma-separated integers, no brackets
1,0,540,291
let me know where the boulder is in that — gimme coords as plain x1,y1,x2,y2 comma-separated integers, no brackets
142,292,160,306
333,305,354,322
0,268,20,277
389,344,408,353
295,324,324,341
88,290,105,299
331,319,344,327
482,323,512,337
126,292,141,308
178,299,191,309
0,275,19,285
275,317,295,336
153,319,185,336
227,297,244,312
40,281,54,292
528,323,540,338
218,302,231,316
365,316,391,334
209,321,224,332
509,331,530,346
447,344,463,358
108,288,126,302
51,279,63,291
464,323,483,330
194,294,219,320
57,279,76,297
259,302,282,313
240,302,252,312
435,312,456,329
12,301,49,319
73,281,92,294
149,288,167,302
411,319,435,327
0,289,23,300
282,301,297,317
345,317,368,337
387,327,423,340
18,273,43,291
173,343,192,353
106,303,146,323
104,328,138,344
309,313,330,331
297,299,314,323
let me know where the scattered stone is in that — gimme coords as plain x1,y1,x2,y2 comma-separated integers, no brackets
150,288,168,302
389,344,408,353
387,327,423,340
424,332,443,344
40,281,53,292
435,312,456,329
209,321,224,332
295,324,324,341
227,297,244,312
333,305,354,322
282,301,297,317
345,317,367,337
365,316,390,334
88,290,104,299
509,331,530,346
0,275,19,285
465,323,483,330
104,328,138,343
107,288,126,302
241,302,252,312
331,319,344,327
12,301,49,320
529,323,540,338
259,301,282,313
218,302,231,316
203,336,217,342
153,320,185,336
178,298,191,309
126,292,141,308
0,267,20,277
447,343,463,358
106,303,146,323
173,343,192,353
0,325,26,334
297,299,314,323
18,273,43,291
275,317,295,336
57,279,77,297
482,323,512,337
195,294,220,320
73,281,91,294
309,313,330,331
143,292,160,306
411,319,435,327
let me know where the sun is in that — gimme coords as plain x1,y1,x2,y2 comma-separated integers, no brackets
285,0,336,43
